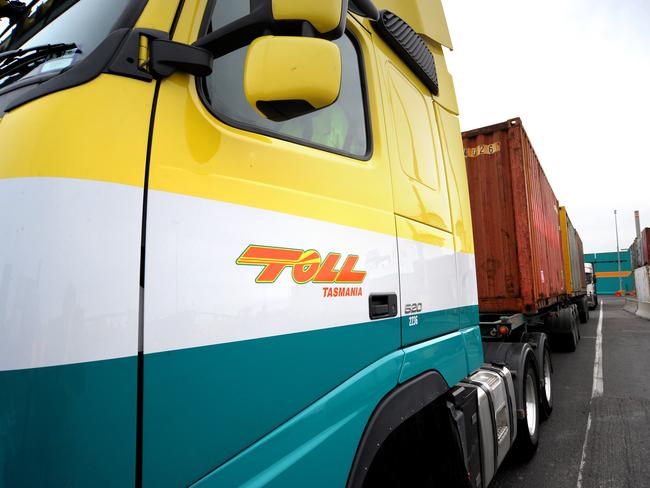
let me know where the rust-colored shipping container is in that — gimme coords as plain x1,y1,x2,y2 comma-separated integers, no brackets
642,228,650,266
463,118,565,314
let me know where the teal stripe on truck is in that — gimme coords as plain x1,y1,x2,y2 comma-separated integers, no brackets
401,305,480,347
192,351,405,488
143,317,401,488
0,305,481,487
0,356,137,487
399,331,468,384
146,306,480,487
192,318,482,487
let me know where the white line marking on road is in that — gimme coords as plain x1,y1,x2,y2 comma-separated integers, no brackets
576,301,604,488
592,301,604,398
576,412,592,488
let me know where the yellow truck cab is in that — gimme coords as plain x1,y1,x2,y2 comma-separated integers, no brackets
0,1,545,486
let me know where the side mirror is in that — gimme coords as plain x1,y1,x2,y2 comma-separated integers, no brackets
244,36,342,121
194,0,348,57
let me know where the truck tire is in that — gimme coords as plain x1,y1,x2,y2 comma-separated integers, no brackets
539,344,553,420
513,354,540,461
574,305,582,340
521,332,553,421
578,297,589,324
559,308,578,352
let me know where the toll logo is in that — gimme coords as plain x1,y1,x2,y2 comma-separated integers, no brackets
236,245,367,284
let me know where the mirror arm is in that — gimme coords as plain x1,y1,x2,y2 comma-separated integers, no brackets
194,17,268,58
193,0,273,58
149,39,214,78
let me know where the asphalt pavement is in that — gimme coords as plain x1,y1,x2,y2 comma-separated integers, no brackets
491,297,650,488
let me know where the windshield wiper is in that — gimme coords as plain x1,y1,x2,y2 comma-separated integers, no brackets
0,42,78,79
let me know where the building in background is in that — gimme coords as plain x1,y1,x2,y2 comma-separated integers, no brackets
583,251,634,295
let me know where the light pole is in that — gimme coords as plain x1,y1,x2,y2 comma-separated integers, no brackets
614,210,623,294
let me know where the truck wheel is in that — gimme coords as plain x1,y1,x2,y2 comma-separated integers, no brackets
560,308,577,352
514,355,540,460
578,297,589,324
574,305,582,340
577,296,589,324
539,345,553,420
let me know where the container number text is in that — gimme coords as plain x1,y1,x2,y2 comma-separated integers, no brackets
464,142,501,158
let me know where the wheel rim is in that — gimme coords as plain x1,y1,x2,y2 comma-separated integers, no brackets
525,373,538,436
543,350,552,404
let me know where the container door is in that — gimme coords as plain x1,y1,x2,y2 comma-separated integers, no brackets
374,41,458,346
141,4,400,487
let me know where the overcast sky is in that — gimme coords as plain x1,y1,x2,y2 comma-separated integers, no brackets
444,0,650,253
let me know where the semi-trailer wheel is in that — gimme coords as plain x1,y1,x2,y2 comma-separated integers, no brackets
559,308,578,352
539,344,553,420
574,304,582,340
578,296,589,324
513,355,540,461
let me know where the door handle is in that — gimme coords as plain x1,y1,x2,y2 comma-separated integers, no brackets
369,293,398,320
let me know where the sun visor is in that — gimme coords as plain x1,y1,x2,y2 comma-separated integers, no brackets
373,0,453,50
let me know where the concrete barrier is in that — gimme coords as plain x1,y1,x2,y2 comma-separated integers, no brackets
635,266,650,302
637,301,650,321
623,298,639,314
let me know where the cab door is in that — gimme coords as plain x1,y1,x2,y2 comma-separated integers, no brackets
141,2,400,486
0,2,180,487
372,30,460,347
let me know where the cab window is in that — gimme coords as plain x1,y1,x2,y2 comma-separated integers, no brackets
200,0,370,159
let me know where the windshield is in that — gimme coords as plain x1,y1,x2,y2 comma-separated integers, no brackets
586,272,593,284
0,0,137,89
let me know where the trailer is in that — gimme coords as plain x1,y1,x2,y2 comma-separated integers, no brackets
463,118,588,426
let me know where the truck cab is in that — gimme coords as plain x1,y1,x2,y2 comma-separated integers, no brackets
1,1,541,486
585,262,598,309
